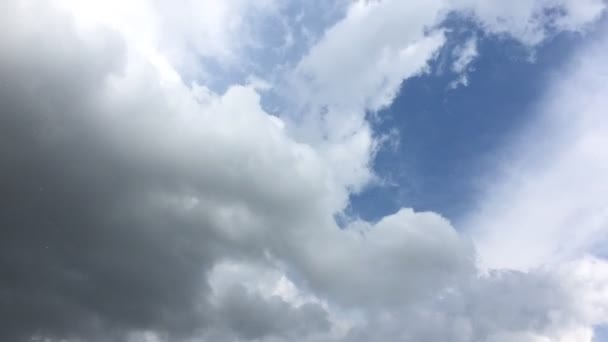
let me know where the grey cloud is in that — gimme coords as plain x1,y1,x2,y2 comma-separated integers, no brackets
212,285,330,340
0,3,334,341
284,209,476,309
0,13,219,342
341,267,598,342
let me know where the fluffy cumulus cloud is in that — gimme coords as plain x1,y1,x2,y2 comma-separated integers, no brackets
1,0,607,342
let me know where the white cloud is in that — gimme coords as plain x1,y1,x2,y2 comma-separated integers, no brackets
466,28,608,271
451,36,478,88
52,0,279,81
291,0,446,113
456,0,606,45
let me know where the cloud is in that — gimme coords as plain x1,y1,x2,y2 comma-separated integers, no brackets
338,256,608,341
211,286,330,340
466,26,608,271
1,0,608,341
0,1,458,339
456,0,606,45
279,0,605,195
291,0,446,113
0,2,334,340
450,36,478,88
287,0,607,120
52,0,280,81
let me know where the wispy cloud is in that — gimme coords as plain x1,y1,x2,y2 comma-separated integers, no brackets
467,27,608,271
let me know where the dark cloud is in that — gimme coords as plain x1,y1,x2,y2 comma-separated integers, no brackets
0,4,330,341
0,4,224,341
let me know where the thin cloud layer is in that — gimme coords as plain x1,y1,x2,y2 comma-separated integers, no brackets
467,27,608,271
1,0,607,341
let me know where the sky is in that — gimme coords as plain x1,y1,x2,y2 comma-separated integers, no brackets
1,0,608,341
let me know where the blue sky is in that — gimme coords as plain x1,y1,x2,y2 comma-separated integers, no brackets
350,18,591,224
2,1,608,341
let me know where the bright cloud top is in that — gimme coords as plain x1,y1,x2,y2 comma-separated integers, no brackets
0,0,607,342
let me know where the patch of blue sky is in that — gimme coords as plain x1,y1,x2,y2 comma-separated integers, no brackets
596,325,608,342
189,0,348,97
347,17,592,226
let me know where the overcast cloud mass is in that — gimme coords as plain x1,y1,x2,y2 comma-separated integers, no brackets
1,0,608,341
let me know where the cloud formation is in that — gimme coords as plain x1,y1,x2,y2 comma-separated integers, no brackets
0,0,607,341
467,25,608,271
